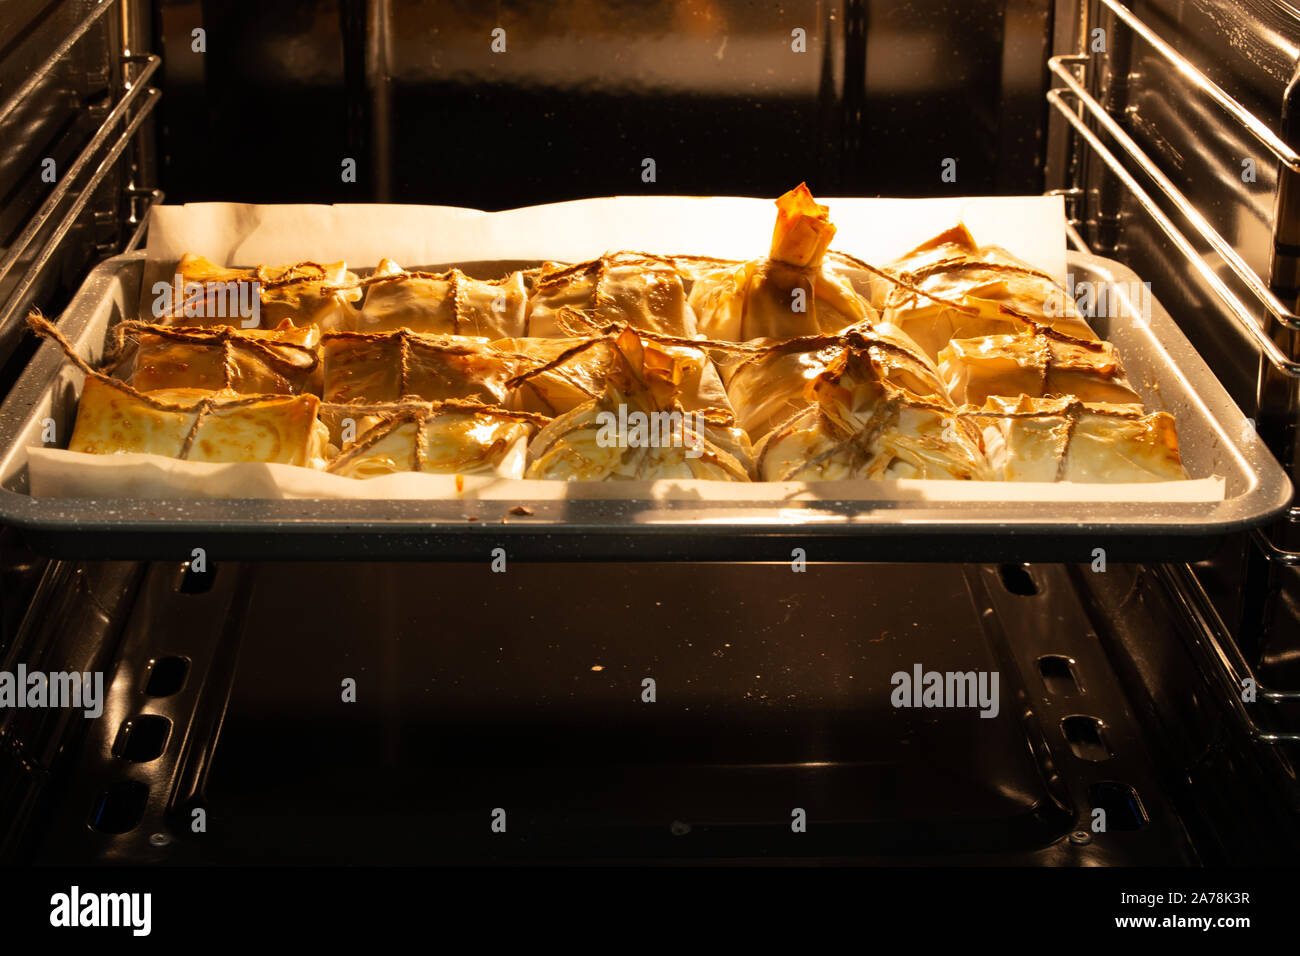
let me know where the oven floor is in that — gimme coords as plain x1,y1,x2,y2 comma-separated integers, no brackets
34,561,1195,864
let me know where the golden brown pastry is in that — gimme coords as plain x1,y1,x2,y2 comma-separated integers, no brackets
353,258,527,338
497,325,734,421
494,336,615,416
937,332,1143,407
160,253,360,330
974,395,1187,482
526,330,751,481
525,252,699,338
116,321,320,395
688,184,876,341
721,322,951,444
322,330,513,405
68,377,327,467
325,401,542,479
876,225,1097,359
716,336,842,444
30,186,1191,488
754,329,990,481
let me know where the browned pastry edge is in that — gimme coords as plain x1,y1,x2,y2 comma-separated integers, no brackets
530,252,719,291
496,318,743,427
756,395,909,483
955,400,1154,422
752,320,1158,482
322,328,490,351
28,305,1169,484
955,399,1163,483
322,398,548,475
29,310,306,411
170,260,342,315
321,266,517,293
754,327,967,478
320,396,551,426
324,327,614,412
324,267,529,336
29,311,327,463
253,261,330,287
531,258,604,291
107,321,322,383
324,328,484,403
553,307,863,357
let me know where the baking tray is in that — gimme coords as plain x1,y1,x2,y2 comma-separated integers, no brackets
0,250,1288,562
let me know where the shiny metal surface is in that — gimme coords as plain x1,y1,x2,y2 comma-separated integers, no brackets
1054,1,1300,410
1048,83,1300,372
0,60,160,358
0,555,144,861
0,0,159,389
1098,0,1300,171
1052,54,1300,347
28,560,1199,864
1046,0,1300,780
0,0,119,130
122,186,164,253
1159,561,1300,741
0,50,158,290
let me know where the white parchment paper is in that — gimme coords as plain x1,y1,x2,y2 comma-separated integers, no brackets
145,194,1069,282
28,448,1226,503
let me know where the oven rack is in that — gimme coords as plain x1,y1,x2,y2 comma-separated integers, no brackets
0,0,163,363
1050,0,1300,757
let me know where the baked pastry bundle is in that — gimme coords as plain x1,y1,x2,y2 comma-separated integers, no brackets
29,185,1187,483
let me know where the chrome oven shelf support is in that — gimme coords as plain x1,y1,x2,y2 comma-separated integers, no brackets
1050,0,1300,747
0,1,164,356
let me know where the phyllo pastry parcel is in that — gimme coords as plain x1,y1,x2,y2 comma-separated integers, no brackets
526,329,751,481
937,331,1142,407
500,317,734,421
322,330,514,406
875,224,1098,359
68,377,328,467
689,183,876,341
525,252,698,338
352,258,527,338
720,322,944,446
163,253,360,330
28,183,1190,488
974,395,1187,482
716,335,843,444
755,328,990,482
110,321,321,395
325,400,544,479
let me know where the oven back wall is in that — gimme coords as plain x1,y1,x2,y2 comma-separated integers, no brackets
156,0,1053,207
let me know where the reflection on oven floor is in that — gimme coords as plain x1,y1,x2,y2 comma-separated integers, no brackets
36,561,1194,864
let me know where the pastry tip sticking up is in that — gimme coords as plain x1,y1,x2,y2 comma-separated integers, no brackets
605,327,682,410
770,183,836,268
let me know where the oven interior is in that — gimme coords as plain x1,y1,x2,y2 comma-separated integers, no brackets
1,0,1299,865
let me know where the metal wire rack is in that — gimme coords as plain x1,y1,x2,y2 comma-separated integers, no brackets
1048,0,1300,751
0,0,163,355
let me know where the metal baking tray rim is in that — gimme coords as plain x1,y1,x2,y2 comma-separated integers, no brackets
0,250,1288,560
